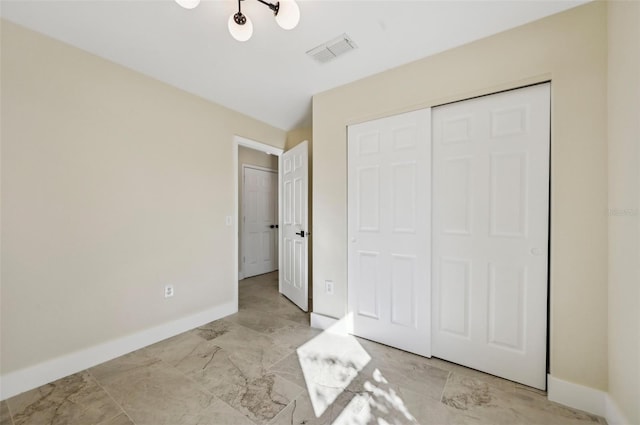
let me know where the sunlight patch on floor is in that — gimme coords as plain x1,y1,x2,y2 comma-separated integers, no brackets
296,314,371,417
296,315,418,424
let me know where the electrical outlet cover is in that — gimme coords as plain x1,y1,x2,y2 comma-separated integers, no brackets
325,280,334,295
164,285,174,298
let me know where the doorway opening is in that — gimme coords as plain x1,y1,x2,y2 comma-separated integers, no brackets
239,160,279,279
233,135,310,314
233,136,283,299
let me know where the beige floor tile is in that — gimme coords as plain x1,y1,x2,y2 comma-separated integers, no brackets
211,325,294,373
239,294,289,311
192,318,244,341
267,323,320,350
363,357,450,401
99,413,136,425
268,392,351,425
388,385,476,425
226,308,303,335
220,373,303,425
269,352,307,390
442,372,603,425
91,351,251,425
142,330,211,365
1,400,12,425
146,330,302,425
7,372,123,425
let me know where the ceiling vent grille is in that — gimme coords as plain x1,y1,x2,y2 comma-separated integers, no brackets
306,33,357,64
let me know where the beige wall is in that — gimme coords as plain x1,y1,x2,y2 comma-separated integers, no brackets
312,2,608,391
237,146,278,275
607,1,640,423
239,146,279,171
0,20,286,374
285,128,312,151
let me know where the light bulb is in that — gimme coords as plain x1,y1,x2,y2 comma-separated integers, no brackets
175,0,200,10
275,0,300,30
228,14,253,42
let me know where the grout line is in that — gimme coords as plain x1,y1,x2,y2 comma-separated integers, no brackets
439,370,452,404
170,363,260,425
88,369,138,425
5,400,16,425
143,347,260,425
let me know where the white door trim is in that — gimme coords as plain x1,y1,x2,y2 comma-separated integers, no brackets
240,164,277,279
233,136,283,306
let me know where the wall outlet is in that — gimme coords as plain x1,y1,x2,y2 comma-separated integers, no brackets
164,285,174,298
325,280,334,295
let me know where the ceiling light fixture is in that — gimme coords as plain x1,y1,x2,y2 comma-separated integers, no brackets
175,0,200,10
176,0,300,42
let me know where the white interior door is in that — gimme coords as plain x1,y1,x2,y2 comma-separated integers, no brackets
243,167,278,278
348,108,431,357
432,83,550,389
280,141,309,311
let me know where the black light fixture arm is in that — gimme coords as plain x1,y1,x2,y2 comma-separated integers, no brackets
176,0,298,41
234,0,280,25
256,0,280,16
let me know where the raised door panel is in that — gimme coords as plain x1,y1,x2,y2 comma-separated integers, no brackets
432,83,550,390
348,108,431,357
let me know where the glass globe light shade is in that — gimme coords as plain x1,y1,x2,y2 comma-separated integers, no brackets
175,0,200,10
228,14,253,42
275,0,300,30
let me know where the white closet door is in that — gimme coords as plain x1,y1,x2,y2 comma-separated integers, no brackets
348,108,431,357
432,83,550,389
243,167,278,278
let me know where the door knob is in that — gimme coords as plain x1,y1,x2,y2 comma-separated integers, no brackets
270,225,275,229
295,230,306,237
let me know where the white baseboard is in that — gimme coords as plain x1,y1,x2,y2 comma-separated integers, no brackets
310,312,338,330
605,394,632,425
547,374,606,417
0,301,237,401
310,312,353,335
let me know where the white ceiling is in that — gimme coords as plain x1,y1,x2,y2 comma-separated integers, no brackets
1,0,587,131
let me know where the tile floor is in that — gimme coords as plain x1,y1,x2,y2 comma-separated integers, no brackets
2,272,606,425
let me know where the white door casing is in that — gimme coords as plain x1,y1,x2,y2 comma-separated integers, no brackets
432,83,550,389
348,108,431,357
242,166,278,278
280,141,309,311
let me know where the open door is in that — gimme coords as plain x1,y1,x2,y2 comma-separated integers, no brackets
279,141,309,311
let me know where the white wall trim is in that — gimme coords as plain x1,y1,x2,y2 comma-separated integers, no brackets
0,301,236,401
310,312,339,330
547,374,607,417
605,394,631,425
310,312,354,336
235,135,284,156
